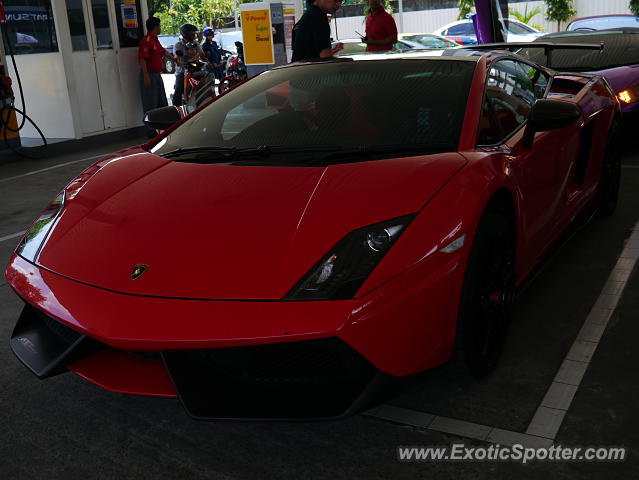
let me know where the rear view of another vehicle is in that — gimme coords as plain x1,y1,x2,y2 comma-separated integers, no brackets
434,18,542,45
434,20,478,45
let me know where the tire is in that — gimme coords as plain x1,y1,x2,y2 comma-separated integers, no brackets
455,212,515,378
598,121,621,216
218,79,230,94
164,58,175,74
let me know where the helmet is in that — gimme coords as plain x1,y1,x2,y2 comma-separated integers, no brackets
202,27,214,37
180,23,198,38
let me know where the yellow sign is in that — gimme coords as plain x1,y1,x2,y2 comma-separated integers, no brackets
283,8,295,15
241,9,274,65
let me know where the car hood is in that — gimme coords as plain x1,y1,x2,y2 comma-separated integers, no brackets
36,147,466,299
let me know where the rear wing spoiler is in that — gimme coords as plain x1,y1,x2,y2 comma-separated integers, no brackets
459,42,605,69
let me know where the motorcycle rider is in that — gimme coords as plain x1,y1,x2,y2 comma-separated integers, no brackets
201,27,224,82
172,23,209,106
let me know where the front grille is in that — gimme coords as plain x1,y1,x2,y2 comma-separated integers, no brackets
162,337,380,419
189,337,368,386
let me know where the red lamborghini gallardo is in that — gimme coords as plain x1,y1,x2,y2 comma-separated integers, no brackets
5,49,621,419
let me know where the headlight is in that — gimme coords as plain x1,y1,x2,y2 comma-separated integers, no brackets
16,191,65,262
285,215,415,300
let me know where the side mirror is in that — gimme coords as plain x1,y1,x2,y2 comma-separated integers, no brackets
522,99,581,148
144,106,181,130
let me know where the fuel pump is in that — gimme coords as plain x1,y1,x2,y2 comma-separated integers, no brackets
241,2,296,77
0,0,20,151
0,1,48,156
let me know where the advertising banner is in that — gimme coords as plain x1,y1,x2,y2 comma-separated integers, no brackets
240,3,275,65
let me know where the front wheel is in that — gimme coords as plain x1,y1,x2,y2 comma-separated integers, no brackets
164,58,175,74
218,78,231,94
455,212,515,378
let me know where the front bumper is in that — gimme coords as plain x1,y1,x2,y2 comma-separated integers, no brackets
11,303,386,419
6,248,467,419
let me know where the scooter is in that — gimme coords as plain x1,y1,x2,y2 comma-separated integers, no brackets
183,59,217,111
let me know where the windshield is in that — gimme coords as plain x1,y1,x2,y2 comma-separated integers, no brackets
504,20,537,34
151,59,475,163
402,35,458,48
520,32,639,70
568,16,639,31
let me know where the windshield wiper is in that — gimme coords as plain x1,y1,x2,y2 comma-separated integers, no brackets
310,143,453,166
161,144,342,163
162,145,244,159
160,143,451,166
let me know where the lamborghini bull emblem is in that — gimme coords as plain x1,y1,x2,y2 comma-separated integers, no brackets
131,264,149,280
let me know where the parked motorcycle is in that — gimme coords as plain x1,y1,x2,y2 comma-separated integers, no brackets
218,42,248,94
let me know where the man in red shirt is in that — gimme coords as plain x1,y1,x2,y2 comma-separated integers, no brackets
138,17,176,131
362,0,398,52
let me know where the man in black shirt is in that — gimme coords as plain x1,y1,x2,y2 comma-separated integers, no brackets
291,0,344,61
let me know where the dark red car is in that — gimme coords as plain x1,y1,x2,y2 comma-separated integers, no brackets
522,30,639,113
6,50,621,420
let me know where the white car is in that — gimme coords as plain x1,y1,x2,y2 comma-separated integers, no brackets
214,30,244,55
433,18,543,44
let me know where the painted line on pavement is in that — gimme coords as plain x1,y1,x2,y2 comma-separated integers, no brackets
0,230,25,243
0,153,109,184
525,221,639,439
364,223,639,446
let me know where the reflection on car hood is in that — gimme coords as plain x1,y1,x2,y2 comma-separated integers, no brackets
35,148,466,300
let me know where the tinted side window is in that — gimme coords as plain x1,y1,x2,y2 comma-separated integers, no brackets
447,24,467,36
394,41,411,50
480,60,538,143
478,98,502,146
527,65,550,99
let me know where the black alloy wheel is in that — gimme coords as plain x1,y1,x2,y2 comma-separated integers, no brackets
456,212,515,378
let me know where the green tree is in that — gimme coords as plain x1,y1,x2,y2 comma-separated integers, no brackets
509,5,543,31
154,0,241,34
544,0,576,31
147,0,170,16
457,0,474,20
630,0,639,17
